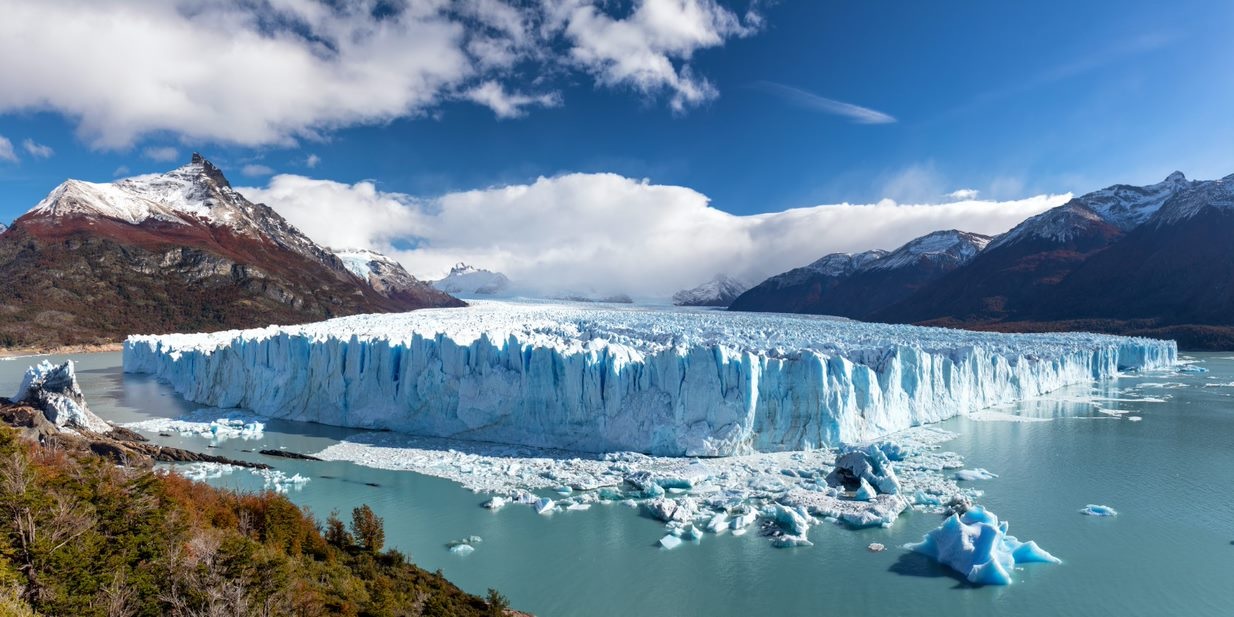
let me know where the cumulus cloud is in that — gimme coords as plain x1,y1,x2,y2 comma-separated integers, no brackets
548,0,761,111
143,146,180,162
752,81,895,124
0,135,16,162
305,154,321,169
946,188,980,200
0,0,760,148
241,172,1068,297
21,139,54,158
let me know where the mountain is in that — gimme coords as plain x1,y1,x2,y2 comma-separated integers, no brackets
729,230,989,317
430,262,512,296
333,248,460,308
672,274,748,307
875,173,1202,328
0,154,462,349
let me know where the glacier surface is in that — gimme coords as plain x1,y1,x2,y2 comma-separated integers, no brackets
123,301,1175,457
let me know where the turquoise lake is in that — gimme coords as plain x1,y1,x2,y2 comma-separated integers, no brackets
3,351,1232,617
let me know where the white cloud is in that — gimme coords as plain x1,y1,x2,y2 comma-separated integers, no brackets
241,164,274,177
0,135,15,162
463,80,562,118
241,172,1068,298
143,146,180,162
946,188,980,200
0,0,760,147
753,81,895,124
113,165,130,177
21,138,53,158
305,154,321,169
544,0,761,111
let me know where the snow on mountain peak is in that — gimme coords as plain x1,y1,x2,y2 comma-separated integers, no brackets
432,263,511,295
1150,173,1234,226
867,230,990,271
672,274,749,306
806,250,888,277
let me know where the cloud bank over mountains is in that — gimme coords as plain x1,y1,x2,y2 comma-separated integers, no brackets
0,0,761,148
241,172,1067,297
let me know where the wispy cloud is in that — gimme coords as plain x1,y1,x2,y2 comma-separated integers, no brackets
143,146,179,162
241,164,273,177
752,81,896,124
21,138,53,158
945,32,1175,118
0,135,16,162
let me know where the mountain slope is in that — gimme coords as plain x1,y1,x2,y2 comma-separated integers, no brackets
729,230,989,317
672,274,748,307
333,247,461,308
0,155,462,348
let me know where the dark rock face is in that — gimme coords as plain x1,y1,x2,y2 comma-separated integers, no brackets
0,155,463,348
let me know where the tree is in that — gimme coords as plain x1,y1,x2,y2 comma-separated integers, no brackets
350,505,384,554
324,511,351,550
486,588,510,617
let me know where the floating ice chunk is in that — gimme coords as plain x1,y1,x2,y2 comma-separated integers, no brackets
955,468,999,481
1127,416,1143,422
730,510,758,531
854,478,876,501
705,512,730,533
566,503,591,511
681,524,704,541
875,441,910,461
449,544,475,555
1080,504,1118,517
868,543,886,552
483,496,508,510
770,504,811,536
1178,365,1208,374
534,497,556,514
659,534,683,550
258,469,311,493
770,535,813,548
906,505,1061,585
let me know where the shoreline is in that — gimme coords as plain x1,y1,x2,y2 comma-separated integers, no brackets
0,341,123,359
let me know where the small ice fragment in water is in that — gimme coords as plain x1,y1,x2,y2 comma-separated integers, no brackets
483,496,507,510
955,468,999,481
534,497,555,514
449,544,475,555
659,534,683,550
867,543,886,552
1081,504,1118,517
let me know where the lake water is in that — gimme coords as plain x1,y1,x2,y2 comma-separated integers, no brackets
3,351,1233,617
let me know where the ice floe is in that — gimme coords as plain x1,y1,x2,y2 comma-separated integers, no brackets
124,410,265,441
1080,504,1118,517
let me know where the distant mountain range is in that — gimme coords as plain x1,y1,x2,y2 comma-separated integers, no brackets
731,171,1234,349
0,154,461,349
430,263,512,296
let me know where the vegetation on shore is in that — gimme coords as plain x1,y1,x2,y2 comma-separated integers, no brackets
0,423,517,616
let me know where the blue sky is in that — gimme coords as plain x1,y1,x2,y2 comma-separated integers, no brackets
0,0,1231,293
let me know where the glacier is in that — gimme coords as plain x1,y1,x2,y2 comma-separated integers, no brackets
122,300,1175,457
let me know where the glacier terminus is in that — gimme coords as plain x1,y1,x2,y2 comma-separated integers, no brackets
123,300,1176,457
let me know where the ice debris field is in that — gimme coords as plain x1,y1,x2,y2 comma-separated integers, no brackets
124,300,1176,457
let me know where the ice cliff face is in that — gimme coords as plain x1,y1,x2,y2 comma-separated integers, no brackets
123,301,1175,457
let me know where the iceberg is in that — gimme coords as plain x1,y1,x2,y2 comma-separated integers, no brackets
13,360,112,434
123,300,1175,456
955,468,999,481
1080,504,1118,517
906,505,1061,585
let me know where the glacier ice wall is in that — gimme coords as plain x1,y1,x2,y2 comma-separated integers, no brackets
123,301,1176,456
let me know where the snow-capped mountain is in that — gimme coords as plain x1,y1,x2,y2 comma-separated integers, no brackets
866,230,991,271
430,263,512,296
729,230,988,316
0,154,462,348
672,274,749,307
332,248,450,305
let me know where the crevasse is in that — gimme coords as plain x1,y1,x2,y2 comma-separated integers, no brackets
122,301,1176,457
